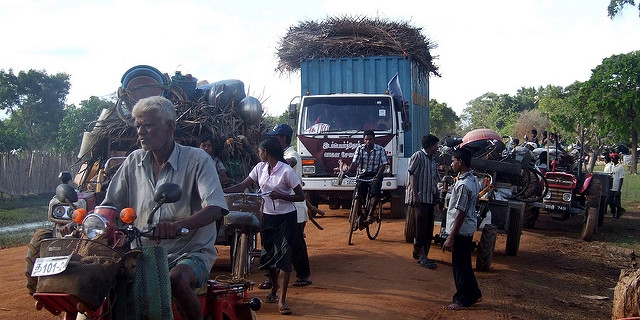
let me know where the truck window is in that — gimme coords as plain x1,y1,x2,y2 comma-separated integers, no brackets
301,96,393,133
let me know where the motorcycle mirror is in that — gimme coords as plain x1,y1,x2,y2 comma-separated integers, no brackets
56,183,78,203
153,183,182,204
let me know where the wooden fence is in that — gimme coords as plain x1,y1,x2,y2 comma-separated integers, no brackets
0,152,77,197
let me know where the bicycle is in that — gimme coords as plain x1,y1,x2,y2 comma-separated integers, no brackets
223,192,268,280
338,174,383,245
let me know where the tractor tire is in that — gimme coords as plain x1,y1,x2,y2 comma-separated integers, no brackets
581,207,598,241
523,207,539,229
476,224,497,272
582,179,602,241
505,206,523,256
404,205,415,243
25,228,54,295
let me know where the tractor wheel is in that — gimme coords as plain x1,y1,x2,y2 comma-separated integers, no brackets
523,207,539,229
582,178,602,241
25,228,54,295
404,205,415,243
581,207,598,241
505,206,523,256
476,224,497,272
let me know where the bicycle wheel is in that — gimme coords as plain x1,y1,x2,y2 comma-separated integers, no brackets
231,232,250,280
366,200,383,240
348,197,361,245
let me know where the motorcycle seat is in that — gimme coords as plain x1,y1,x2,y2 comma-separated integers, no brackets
223,211,260,234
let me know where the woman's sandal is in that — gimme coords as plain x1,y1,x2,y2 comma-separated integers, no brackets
279,306,292,315
292,278,313,287
266,293,278,303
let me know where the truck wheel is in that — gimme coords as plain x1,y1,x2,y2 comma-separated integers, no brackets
476,224,497,271
505,206,523,256
25,228,53,295
523,207,539,229
404,205,415,243
390,195,405,219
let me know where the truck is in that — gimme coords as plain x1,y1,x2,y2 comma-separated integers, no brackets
293,56,430,218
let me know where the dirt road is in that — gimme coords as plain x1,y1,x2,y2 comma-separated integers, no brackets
1,205,635,320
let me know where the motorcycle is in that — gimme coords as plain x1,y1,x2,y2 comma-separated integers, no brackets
28,182,261,320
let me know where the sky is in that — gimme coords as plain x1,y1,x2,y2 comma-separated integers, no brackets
1,0,639,117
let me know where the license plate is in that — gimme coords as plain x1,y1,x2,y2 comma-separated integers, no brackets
331,179,356,186
31,255,72,277
544,204,568,211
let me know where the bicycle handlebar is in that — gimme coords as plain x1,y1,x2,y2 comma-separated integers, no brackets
336,173,376,185
224,191,271,198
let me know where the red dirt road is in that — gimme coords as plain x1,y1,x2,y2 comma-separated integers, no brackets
0,205,635,320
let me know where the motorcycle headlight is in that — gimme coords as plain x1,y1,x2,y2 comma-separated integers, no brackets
52,205,72,219
82,214,108,240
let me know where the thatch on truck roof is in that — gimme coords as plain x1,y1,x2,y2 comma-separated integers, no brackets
275,15,440,78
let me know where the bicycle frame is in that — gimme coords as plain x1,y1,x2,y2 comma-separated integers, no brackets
344,176,382,245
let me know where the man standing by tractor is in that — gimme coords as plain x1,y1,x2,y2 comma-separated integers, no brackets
605,153,626,218
346,130,388,223
443,148,483,310
405,134,440,269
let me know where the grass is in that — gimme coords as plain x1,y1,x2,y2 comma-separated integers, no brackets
0,193,53,248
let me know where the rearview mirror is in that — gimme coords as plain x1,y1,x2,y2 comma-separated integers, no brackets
153,183,182,204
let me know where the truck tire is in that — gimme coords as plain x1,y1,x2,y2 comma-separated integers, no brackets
476,224,497,271
404,205,415,243
25,228,54,295
523,207,539,229
505,206,523,256
582,178,602,241
390,195,405,219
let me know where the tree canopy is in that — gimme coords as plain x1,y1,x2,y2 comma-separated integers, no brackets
0,69,70,151
608,0,640,18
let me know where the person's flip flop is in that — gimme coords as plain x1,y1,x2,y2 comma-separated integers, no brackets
292,279,313,287
444,302,468,310
279,306,292,315
258,280,273,290
266,293,278,303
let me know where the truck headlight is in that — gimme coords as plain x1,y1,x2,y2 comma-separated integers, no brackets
562,193,572,202
82,214,108,240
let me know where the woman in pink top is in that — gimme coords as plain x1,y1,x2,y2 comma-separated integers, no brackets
224,136,304,315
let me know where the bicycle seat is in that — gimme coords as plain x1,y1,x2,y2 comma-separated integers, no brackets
223,211,260,234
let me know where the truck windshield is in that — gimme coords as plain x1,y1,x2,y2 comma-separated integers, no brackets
300,96,393,134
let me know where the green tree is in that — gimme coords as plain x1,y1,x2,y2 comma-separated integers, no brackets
461,92,523,136
608,0,640,18
0,69,70,151
581,51,640,173
429,99,460,139
57,96,113,153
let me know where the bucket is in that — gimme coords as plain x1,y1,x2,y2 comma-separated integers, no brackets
120,65,169,101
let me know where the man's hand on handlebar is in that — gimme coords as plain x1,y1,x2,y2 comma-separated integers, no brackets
153,221,183,243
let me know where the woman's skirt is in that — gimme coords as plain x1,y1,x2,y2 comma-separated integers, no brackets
258,210,297,272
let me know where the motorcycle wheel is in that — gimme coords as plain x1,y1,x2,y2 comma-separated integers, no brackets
25,228,53,295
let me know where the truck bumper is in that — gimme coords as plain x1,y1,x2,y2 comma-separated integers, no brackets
301,177,398,191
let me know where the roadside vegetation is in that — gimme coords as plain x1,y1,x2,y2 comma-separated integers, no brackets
0,193,52,248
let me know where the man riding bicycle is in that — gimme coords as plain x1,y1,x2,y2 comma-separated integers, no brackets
345,130,388,223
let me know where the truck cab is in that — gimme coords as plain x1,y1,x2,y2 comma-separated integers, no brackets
296,94,402,212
